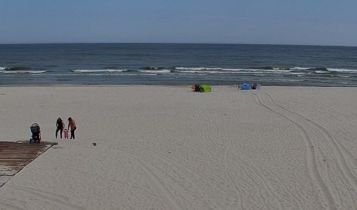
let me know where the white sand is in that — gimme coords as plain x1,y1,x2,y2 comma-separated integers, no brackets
0,86,356,210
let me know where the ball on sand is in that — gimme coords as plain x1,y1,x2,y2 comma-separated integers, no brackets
92,142,96,146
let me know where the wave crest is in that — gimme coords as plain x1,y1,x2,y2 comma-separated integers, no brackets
72,69,126,73
175,67,222,71
139,69,171,74
1,70,46,74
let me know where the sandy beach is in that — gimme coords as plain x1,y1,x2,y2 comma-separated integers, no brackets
0,85,356,210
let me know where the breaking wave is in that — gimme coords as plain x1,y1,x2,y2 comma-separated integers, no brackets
0,66,46,74
175,67,222,71
290,67,310,71
1,65,356,78
253,66,290,70
0,70,47,74
139,69,171,74
327,68,357,73
72,69,127,73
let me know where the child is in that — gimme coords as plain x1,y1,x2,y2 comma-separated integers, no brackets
64,128,69,139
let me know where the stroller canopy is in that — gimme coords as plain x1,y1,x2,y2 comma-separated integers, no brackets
30,123,40,134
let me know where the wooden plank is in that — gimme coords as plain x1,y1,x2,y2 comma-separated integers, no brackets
0,141,56,189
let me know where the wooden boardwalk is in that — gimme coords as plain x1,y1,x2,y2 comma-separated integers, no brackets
0,141,56,188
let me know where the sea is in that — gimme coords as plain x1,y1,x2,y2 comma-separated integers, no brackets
1,43,357,86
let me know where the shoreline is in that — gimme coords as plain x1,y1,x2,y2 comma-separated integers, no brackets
1,84,357,87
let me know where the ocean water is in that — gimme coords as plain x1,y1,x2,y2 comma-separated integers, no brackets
0,43,357,86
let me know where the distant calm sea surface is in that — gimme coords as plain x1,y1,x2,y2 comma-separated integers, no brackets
1,43,357,86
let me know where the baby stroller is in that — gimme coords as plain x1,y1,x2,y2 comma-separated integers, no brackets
30,123,41,144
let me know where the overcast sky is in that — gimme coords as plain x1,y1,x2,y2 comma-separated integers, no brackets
0,0,356,46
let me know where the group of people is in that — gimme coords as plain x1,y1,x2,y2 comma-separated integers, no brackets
29,117,76,143
56,117,77,139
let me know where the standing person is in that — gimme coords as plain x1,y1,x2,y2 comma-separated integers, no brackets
68,117,77,139
55,117,64,139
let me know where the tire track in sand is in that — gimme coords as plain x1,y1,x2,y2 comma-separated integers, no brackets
200,108,244,209
10,186,85,210
212,112,283,209
204,91,284,209
0,199,25,210
117,150,182,210
129,146,223,210
253,93,337,210
264,92,357,193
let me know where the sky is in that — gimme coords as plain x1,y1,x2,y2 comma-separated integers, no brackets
0,0,356,46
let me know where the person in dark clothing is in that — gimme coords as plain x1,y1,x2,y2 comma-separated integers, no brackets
56,117,64,139
68,117,77,139
192,84,201,92
252,83,257,90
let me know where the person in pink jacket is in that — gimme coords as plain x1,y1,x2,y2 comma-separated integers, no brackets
68,117,77,139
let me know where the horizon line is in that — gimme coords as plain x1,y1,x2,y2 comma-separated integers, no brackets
0,42,356,48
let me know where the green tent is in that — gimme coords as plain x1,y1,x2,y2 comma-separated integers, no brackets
200,85,212,92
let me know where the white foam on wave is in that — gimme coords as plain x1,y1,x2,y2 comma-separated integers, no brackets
327,68,357,73
122,73,158,76
176,68,298,75
247,69,292,73
176,67,251,74
175,67,305,74
291,67,311,70
290,72,306,75
139,69,171,74
200,70,223,74
203,67,222,70
179,70,228,74
175,67,222,71
0,67,6,71
221,68,246,71
314,70,329,74
73,69,126,73
1,70,46,74
268,69,292,73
